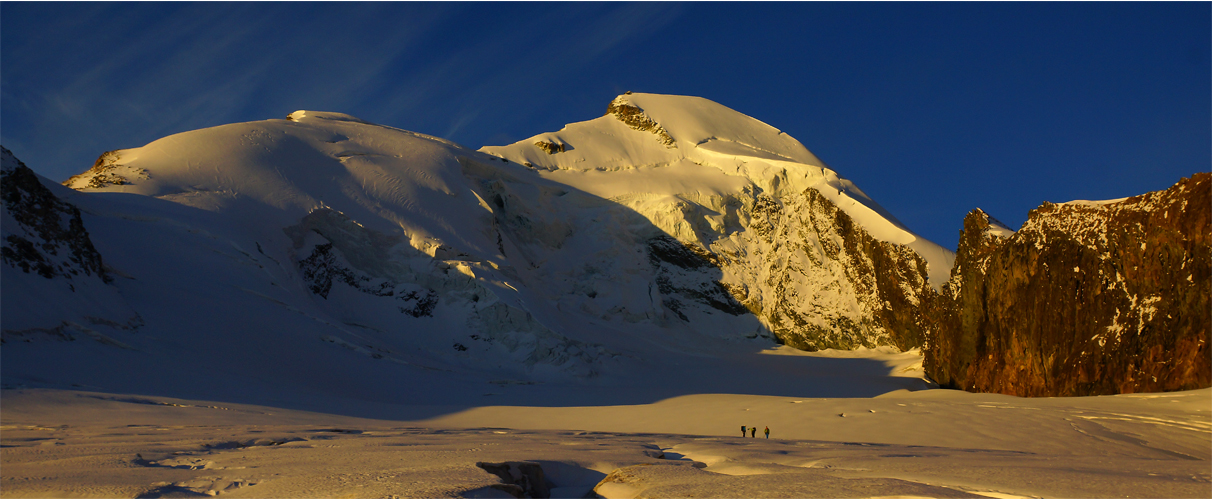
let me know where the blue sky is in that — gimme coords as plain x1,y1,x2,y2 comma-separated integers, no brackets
2,2,1208,250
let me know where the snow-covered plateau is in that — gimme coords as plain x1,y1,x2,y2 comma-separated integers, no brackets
2,93,1209,498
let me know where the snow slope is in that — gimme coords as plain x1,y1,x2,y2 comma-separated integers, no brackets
14,112,633,393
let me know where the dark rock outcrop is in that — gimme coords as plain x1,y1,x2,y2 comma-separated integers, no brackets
62,150,147,189
606,98,677,148
533,141,567,155
1,146,109,284
476,461,550,499
647,235,749,322
924,173,1211,396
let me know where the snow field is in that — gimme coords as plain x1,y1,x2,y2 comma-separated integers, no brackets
2,384,1208,498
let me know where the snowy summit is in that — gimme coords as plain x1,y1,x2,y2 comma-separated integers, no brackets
483,92,954,288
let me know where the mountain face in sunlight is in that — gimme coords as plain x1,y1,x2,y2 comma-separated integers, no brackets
1,94,1206,399
924,173,1211,396
482,93,953,351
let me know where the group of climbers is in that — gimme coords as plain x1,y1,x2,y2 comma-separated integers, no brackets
740,425,770,439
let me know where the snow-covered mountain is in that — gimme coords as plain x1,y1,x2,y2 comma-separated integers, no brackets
3,94,955,399
482,93,954,350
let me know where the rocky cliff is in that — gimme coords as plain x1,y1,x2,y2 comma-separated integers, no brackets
924,173,1211,396
705,185,935,351
1,146,140,340
1,146,109,284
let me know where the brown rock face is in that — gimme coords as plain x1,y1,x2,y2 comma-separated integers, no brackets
605,98,677,148
924,173,1211,396
62,150,148,189
533,141,567,155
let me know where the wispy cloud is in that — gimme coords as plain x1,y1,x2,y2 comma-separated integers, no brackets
373,3,686,143
1,2,687,179
1,3,456,179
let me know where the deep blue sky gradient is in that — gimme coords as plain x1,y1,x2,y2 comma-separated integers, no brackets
3,2,1208,250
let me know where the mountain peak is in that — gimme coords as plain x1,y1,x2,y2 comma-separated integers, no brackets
970,208,1016,239
482,93,953,288
612,92,822,165
484,93,823,172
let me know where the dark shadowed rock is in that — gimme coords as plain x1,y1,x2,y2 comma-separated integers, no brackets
476,461,550,499
1,146,109,284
